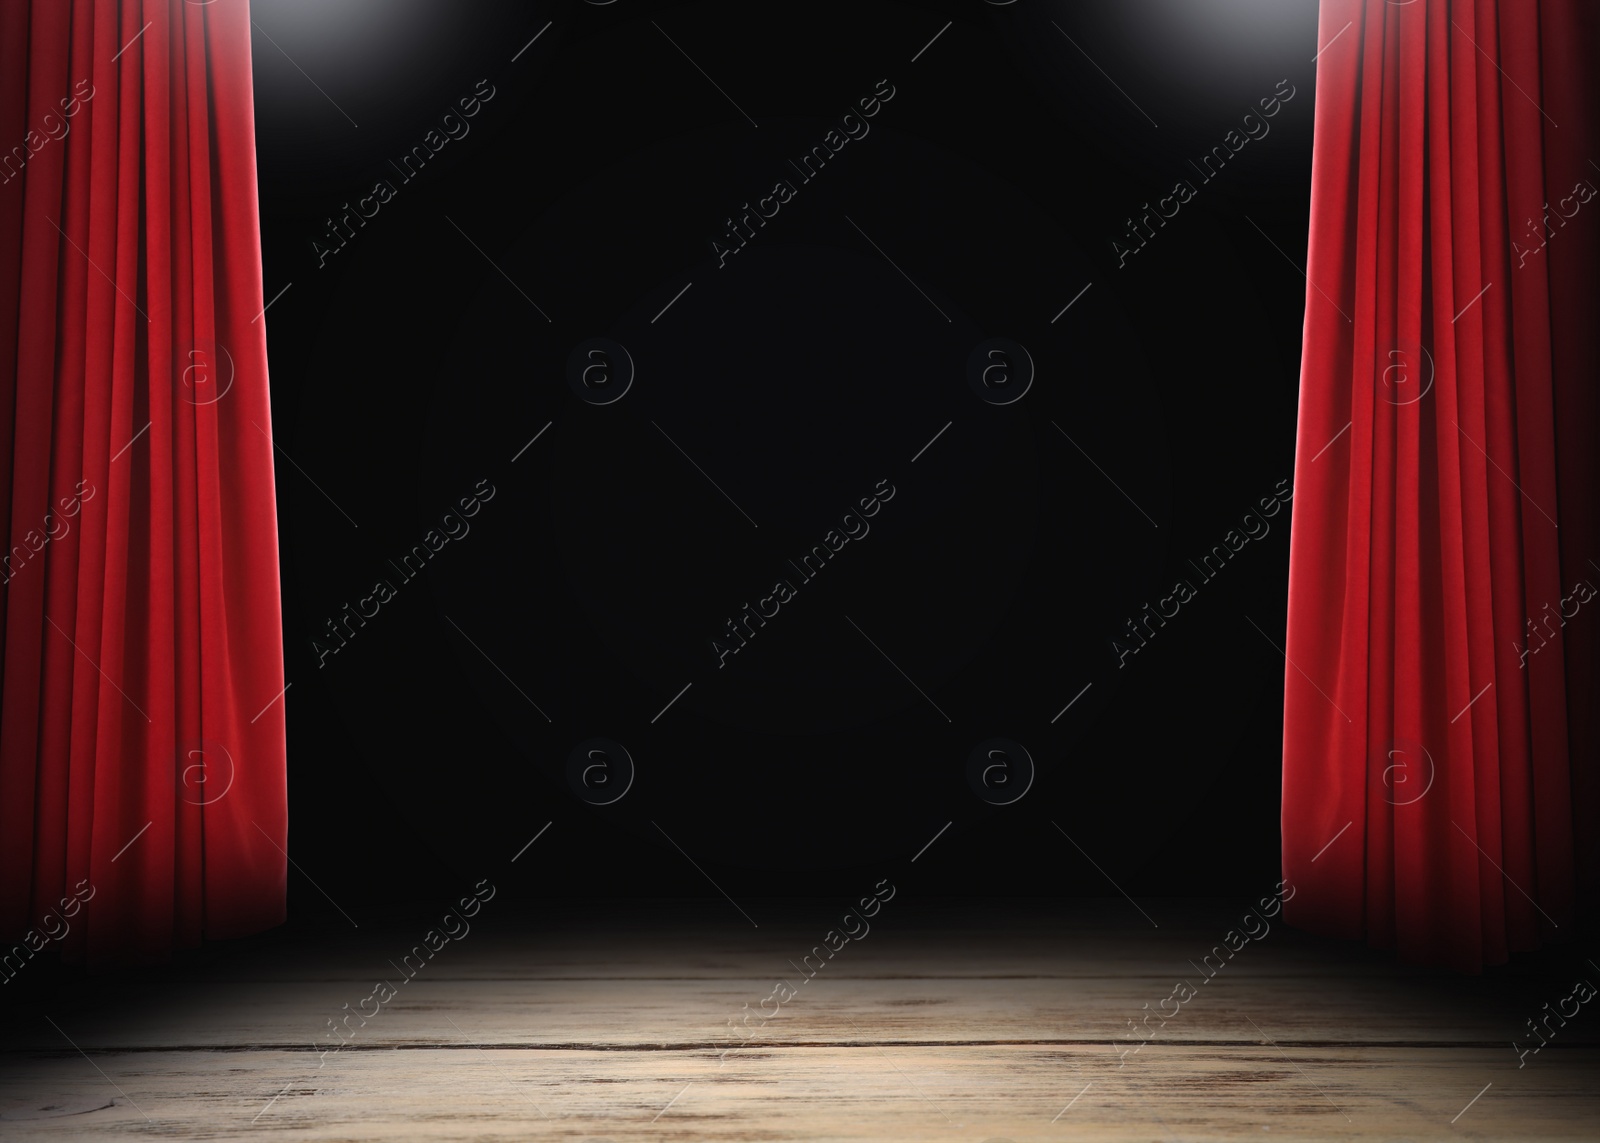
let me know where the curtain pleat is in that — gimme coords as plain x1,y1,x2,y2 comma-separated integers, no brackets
1,0,286,964
1285,0,1596,971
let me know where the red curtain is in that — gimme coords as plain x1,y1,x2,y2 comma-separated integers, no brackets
0,0,286,964
1284,0,1598,972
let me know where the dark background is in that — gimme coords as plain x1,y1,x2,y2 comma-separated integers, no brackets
250,0,1321,919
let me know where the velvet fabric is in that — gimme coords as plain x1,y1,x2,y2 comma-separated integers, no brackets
1283,0,1598,971
0,0,286,963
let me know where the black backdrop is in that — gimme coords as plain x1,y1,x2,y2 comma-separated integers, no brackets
251,0,1319,915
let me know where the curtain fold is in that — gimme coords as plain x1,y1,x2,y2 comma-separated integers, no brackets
0,0,286,965
1284,0,1597,971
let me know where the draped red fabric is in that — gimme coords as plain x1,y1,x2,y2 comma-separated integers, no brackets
0,0,286,965
1284,0,1599,972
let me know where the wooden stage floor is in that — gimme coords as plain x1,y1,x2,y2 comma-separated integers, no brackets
1,898,1596,1140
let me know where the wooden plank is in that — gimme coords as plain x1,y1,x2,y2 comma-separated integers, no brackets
5,904,1593,1138
1,1045,1595,1140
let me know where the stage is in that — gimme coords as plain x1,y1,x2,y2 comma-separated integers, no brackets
2,898,1595,1139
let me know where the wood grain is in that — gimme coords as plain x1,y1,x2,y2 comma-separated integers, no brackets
1,900,1594,1140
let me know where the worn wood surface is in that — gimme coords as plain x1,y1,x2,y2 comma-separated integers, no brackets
1,899,1596,1140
